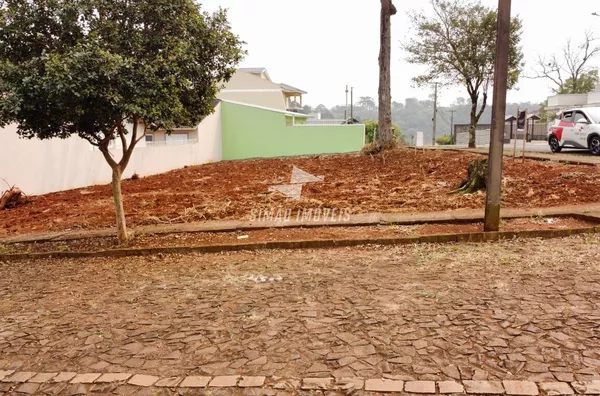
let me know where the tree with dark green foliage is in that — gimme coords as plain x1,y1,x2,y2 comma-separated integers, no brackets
0,0,244,243
404,0,524,148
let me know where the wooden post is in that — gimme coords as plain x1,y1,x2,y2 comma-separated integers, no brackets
522,109,528,163
513,108,518,158
484,0,512,232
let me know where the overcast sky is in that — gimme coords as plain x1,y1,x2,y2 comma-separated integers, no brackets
201,0,600,107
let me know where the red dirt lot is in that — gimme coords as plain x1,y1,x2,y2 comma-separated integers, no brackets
1,149,600,236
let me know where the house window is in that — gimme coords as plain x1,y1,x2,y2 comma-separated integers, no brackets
166,133,189,146
145,134,154,146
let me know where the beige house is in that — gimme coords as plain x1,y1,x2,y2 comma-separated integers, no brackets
218,67,307,113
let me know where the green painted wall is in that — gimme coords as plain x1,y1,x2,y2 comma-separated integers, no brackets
221,102,365,160
285,115,307,125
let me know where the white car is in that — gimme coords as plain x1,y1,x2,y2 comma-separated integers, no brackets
548,107,600,155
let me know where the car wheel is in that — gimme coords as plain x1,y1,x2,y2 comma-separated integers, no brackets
549,136,562,153
590,136,600,155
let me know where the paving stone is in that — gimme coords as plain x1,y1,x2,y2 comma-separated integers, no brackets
539,382,575,395
332,367,355,379
414,340,428,350
273,379,300,390
529,373,558,383
127,375,159,387
307,362,329,373
301,377,333,390
70,373,101,384
525,362,550,373
488,338,509,348
39,382,68,395
230,358,249,369
29,373,58,383
209,376,239,387
405,381,436,394
364,379,404,392
239,376,266,387
332,377,364,391
502,381,538,395
439,381,465,394
338,357,357,367
554,373,575,383
66,383,89,396
14,382,40,395
96,373,132,383
463,380,505,394
89,361,110,371
389,356,413,365
354,344,376,357
572,381,600,395
473,369,490,380
441,365,461,380
52,372,77,383
0,370,15,381
5,372,36,383
154,376,182,387
161,351,181,360
91,382,119,393
180,376,211,388
123,358,145,368
248,356,267,366
0,383,12,392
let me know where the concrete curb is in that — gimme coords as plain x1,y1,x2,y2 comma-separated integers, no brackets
1,226,598,262
0,368,593,395
3,205,600,245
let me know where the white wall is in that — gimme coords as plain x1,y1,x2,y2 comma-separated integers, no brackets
0,103,222,195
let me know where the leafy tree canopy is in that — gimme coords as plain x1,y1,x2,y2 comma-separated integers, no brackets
404,0,524,148
0,0,244,242
557,70,599,94
0,0,244,144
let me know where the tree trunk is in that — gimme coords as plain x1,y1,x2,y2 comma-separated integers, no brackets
451,159,488,194
469,100,478,148
111,166,128,243
378,0,394,144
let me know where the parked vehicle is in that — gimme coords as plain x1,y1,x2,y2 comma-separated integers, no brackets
548,107,600,155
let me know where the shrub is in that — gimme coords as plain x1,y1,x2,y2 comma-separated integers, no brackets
364,120,406,145
436,134,453,145
361,139,398,155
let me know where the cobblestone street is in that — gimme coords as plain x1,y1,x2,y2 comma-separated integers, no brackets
2,235,600,394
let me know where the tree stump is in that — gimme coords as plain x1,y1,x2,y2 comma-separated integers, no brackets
0,187,23,209
451,159,488,194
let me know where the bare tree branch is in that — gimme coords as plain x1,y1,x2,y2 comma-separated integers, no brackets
531,31,600,93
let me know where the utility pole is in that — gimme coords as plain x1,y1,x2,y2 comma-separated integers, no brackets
350,87,354,122
448,110,456,144
345,85,349,122
432,83,438,146
484,0,511,232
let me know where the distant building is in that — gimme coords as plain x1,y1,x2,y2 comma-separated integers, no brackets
546,82,600,113
218,67,307,113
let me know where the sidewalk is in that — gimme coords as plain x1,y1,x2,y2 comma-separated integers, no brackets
3,203,600,244
2,236,600,393
427,146,600,166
